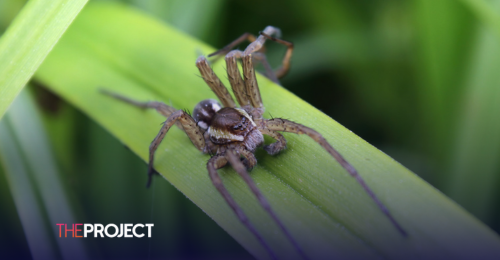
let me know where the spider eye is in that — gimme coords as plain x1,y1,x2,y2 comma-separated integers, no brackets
233,123,245,131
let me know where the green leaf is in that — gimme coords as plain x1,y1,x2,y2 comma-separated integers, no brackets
35,2,500,259
446,1,500,221
459,0,500,37
0,89,88,260
129,0,226,41
413,0,475,178
0,0,88,119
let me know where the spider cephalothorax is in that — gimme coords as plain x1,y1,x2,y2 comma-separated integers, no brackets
192,99,264,156
104,26,406,260
206,106,257,143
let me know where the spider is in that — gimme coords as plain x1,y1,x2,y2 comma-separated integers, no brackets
103,26,406,260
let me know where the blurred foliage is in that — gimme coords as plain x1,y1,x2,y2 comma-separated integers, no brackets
0,0,87,118
1,0,500,259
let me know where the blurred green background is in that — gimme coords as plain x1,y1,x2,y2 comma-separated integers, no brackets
1,0,500,259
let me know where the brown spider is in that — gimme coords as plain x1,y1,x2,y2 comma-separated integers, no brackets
103,26,406,260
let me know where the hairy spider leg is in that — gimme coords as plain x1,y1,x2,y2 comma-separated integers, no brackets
242,26,281,56
259,32,294,79
242,54,263,109
258,128,287,155
227,150,309,260
225,50,250,107
147,110,205,187
210,26,291,84
196,56,236,108
101,89,176,117
252,52,279,83
243,26,293,80
236,148,257,169
225,47,278,83
208,32,258,58
207,154,278,260
101,89,192,133
225,50,280,108
262,118,408,237
239,26,286,109
222,27,285,109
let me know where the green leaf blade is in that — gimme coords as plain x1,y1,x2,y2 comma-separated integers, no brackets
446,26,500,221
0,0,88,119
0,89,88,260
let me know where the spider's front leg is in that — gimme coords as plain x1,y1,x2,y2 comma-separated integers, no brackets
212,26,294,112
225,50,278,107
224,50,250,107
196,56,236,108
147,109,205,187
207,30,276,83
240,26,294,110
242,26,294,82
261,118,408,237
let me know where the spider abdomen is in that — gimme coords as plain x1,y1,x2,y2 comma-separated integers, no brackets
193,99,222,130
